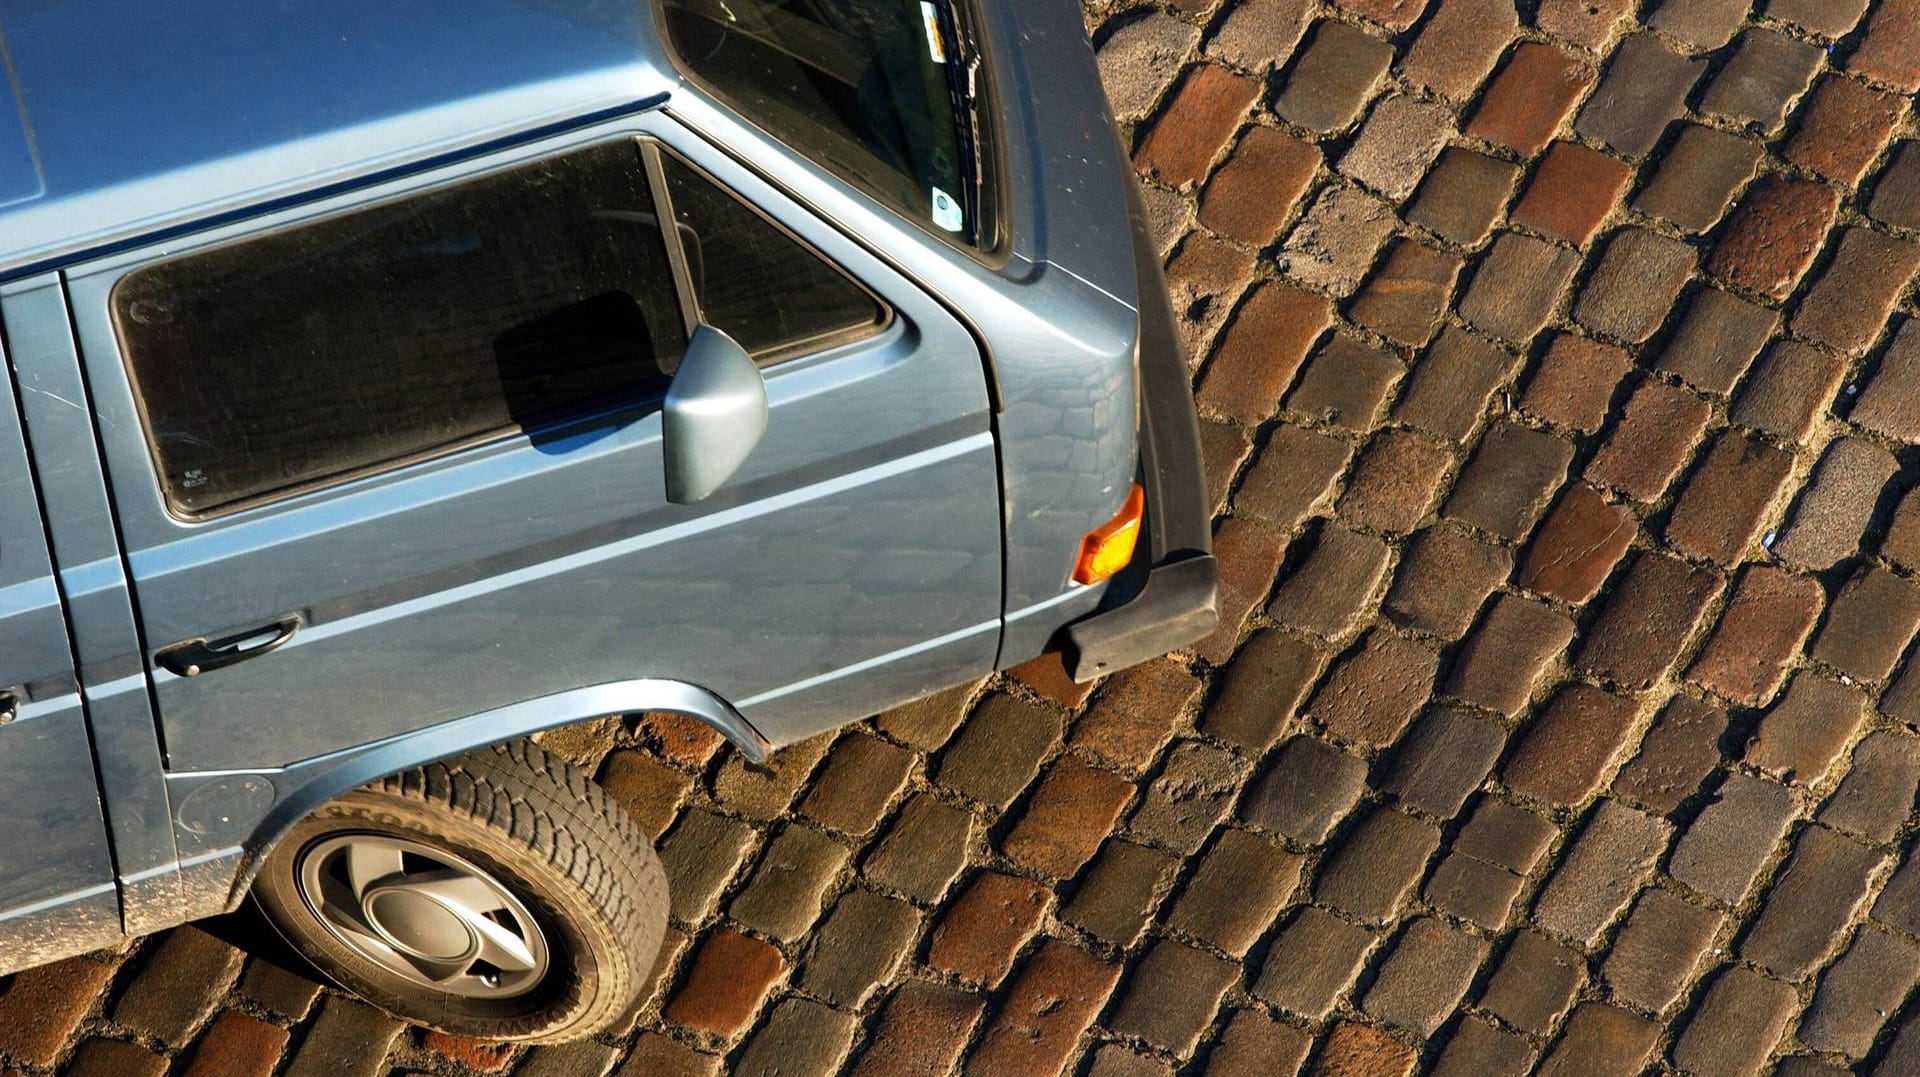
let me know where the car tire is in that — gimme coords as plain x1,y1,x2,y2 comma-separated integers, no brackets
251,739,667,1043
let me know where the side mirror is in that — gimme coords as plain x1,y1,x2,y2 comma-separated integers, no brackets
663,324,769,504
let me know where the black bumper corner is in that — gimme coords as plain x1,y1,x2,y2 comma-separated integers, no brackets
1058,171,1217,683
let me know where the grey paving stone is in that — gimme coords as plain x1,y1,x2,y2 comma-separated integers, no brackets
282,997,404,1077
1635,125,1764,232
1254,906,1377,1018
1668,772,1798,906
1478,929,1585,1035
1459,233,1582,344
1096,12,1202,121
729,823,851,942
659,807,758,923
1775,437,1900,571
1576,33,1707,157
735,998,858,1077
1339,94,1454,200
1742,825,1887,980
1823,732,1920,842
1533,800,1673,946
861,793,975,903
798,889,920,1008
1313,807,1442,922
1649,0,1752,47
1573,227,1698,343
1800,927,1920,1057
1239,735,1368,844
1206,0,1312,70
1062,839,1178,948
1653,286,1779,396
1107,940,1239,1057
1275,20,1394,134
1672,966,1800,1077
1603,888,1723,1012
1381,707,1504,819
1701,28,1825,133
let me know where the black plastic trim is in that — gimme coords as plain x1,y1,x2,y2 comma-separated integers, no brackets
1059,169,1216,683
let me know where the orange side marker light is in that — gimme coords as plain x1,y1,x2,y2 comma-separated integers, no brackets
1072,484,1146,585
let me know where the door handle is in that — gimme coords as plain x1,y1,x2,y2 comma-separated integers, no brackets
156,615,302,678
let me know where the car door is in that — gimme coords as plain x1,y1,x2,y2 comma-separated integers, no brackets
0,334,119,965
62,120,1002,775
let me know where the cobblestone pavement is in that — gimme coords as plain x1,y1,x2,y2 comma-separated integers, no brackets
7,1,1920,1074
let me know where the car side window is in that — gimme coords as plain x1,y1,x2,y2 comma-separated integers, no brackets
111,139,888,518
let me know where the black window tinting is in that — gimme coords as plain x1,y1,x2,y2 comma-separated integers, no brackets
660,152,885,357
660,0,978,243
114,140,686,515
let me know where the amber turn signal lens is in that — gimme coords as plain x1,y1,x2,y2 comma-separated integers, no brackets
1072,484,1145,585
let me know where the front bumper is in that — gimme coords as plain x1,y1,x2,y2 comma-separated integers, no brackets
1057,172,1217,682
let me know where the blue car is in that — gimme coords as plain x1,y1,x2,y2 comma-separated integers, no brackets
0,0,1213,1040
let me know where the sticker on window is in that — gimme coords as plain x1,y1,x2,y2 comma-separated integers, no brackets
931,186,964,232
921,2,947,64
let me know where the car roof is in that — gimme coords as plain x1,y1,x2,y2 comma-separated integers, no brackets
0,0,675,278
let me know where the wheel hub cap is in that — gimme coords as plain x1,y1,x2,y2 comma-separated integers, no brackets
294,834,550,999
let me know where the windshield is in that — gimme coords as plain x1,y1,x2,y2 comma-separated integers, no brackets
660,0,984,245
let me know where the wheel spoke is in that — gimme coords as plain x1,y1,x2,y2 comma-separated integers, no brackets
344,842,406,899
466,910,539,973
403,870,511,918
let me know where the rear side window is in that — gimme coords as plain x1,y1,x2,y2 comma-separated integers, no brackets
660,0,987,246
112,139,885,517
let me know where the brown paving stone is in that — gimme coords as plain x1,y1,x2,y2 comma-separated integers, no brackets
1742,825,1887,980
1688,565,1822,706
1749,671,1868,788
1232,424,1350,533
1008,652,1095,710
1196,282,1332,424
1135,64,1260,187
1479,929,1585,1035
1199,126,1320,246
1062,838,1179,948
1613,694,1730,813
1648,0,1751,48
1794,226,1920,355
1536,0,1631,48
1811,566,1920,684
1467,43,1594,158
1128,740,1250,853
1536,1003,1660,1076
1200,630,1325,752
1407,147,1520,246
800,732,913,838
876,683,976,751
862,793,974,903
1002,759,1133,880
1334,0,1427,30
1192,517,1289,664
1800,927,1920,1057
1458,233,1582,343
1456,798,1558,872
1786,75,1907,186
1314,1021,1417,1077
1850,0,1920,92
1574,227,1698,344
1424,850,1526,928
0,957,115,1068
1670,772,1799,906
965,942,1120,1077
1820,731,1920,843
1278,184,1397,296
1381,706,1506,819
1664,431,1796,566
1205,1010,1313,1076
1283,335,1404,432
422,1032,514,1073
1729,340,1847,444
1775,437,1900,571
1385,524,1513,639
1511,141,1632,246
1309,630,1440,747
1392,326,1518,441
1072,657,1202,773
1585,380,1711,502
1269,524,1392,641
1533,799,1672,946
1634,125,1764,233
1575,550,1721,691
798,890,920,1008
1873,142,1920,231
729,824,850,942
927,872,1049,987
1502,683,1641,809
1254,907,1378,1018
1673,966,1800,1077
1168,828,1302,954
1521,334,1631,433
1363,917,1488,1035
1430,1017,1534,1077
707,736,824,824
1604,888,1724,1013
179,1012,288,1077
1443,421,1574,541
617,1035,721,1077
65,1039,168,1077
1336,430,1453,533
1108,940,1239,1056
736,998,858,1077
849,981,983,1077
1854,320,1920,443
1400,0,1516,100
1198,418,1251,516
1709,175,1842,301
1240,734,1369,843
664,929,786,1038
1702,28,1824,133
1350,239,1462,346
936,693,1062,810
1653,286,1779,396
1769,0,1869,37
1313,806,1442,922
1446,594,1575,717
1275,20,1395,135
1165,232,1257,362
1517,484,1635,605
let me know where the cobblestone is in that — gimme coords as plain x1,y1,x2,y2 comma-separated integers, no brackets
1750,672,1869,788
1584,378,1711,501
1673,966,1800,1077
1670,772,1799,906
1533,800,1672,946
1664,430,1796,566
1407,148,1518,246
1204,0,1311,70
1634,125,1763,233
1167,828,1301,954
1446,595,1574,717
1511,141,1632,246
1731,339,1847,444
1135,65,1261,187
1392,326,1516,442
1386,524,1512,638
1786,76,1905,186
1313,806,1442,922
1820,731,1920,842
1688,565,1822,706
1479,929,1584,1035
1504,683,1640,808
1336,430,1452,533
1240,734,1368,842
1575,33,1705,158
1702,28,1825,134
1800,926,1920,1057
1603,888,1723,1012
1443,421,1574,541
1458,233,1582,343
1573,227,1698,344
1520,334,1630,434
1742,824,1886,980
1274,20,1394,135
1709,175,1842,300
1400,0,1515,101
1793,226,1920,354
1381,706,1504,818
1362,917,1487,1035
1647,0,1749,48
1575,550,1720,691
1254,907,1376,1018
1108,941,1238,1056
1776,436,1900,570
